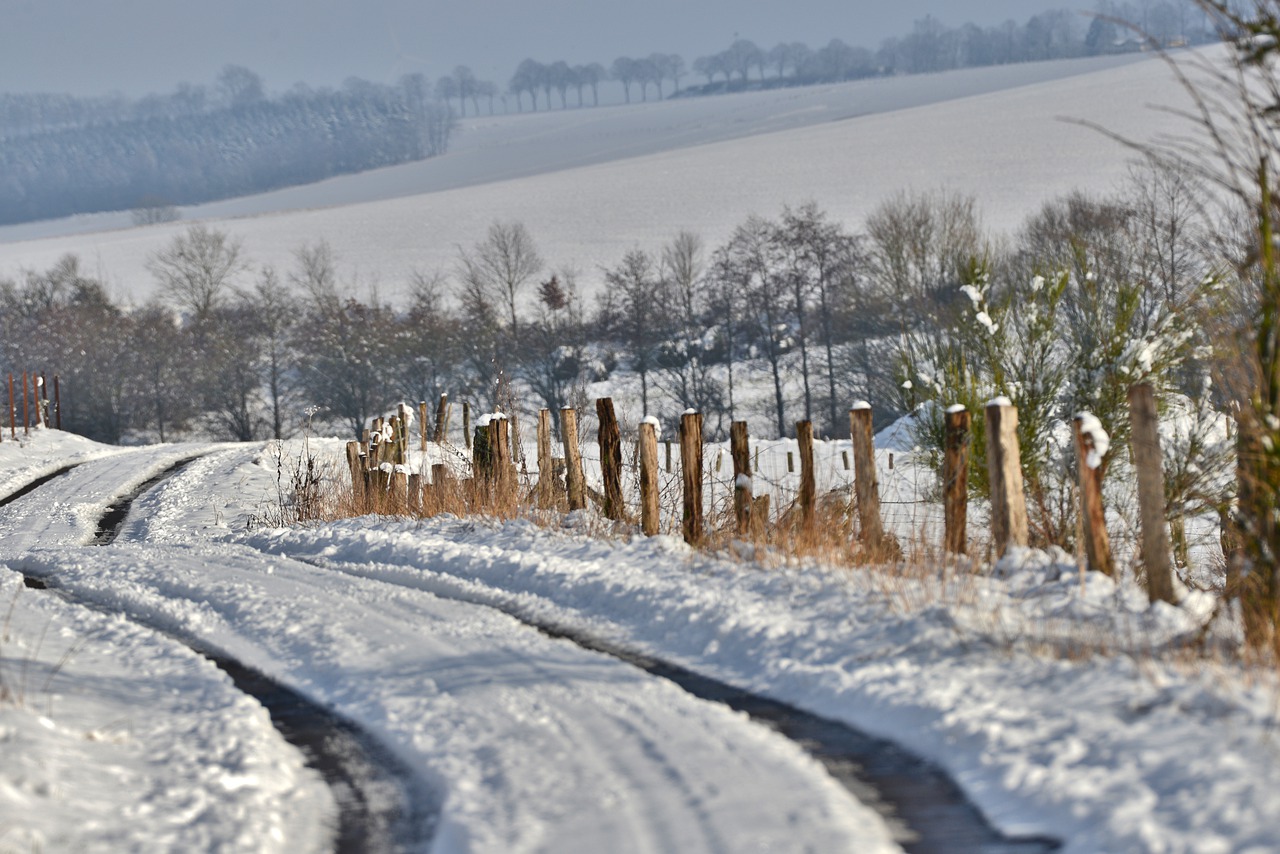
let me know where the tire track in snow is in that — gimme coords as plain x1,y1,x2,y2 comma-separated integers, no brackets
5,451,437,854
299,553,1062,854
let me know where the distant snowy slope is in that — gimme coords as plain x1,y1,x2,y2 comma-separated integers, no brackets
0,53,1143,244
0,50,1200,304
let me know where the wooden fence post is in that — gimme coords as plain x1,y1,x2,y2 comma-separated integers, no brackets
984,398,1029,558
419,401,429,452
346,441,366,511
391,470,409,514
639,421,660,536
560,407,587,511
398,403,412,461
434,393,451,443
536,409,555,509
1073,413,1114,576
508,410,523,470
943,406,970,555
796,420,816,539
408,473,423,515
492,415,513,498
53,375,61,430
22,371,29,434
730,421,752,536
680,411,704,545
849,403,893,557
39,375,48,428
463,402,472,451
597,398,624,521
1128,383,1176,603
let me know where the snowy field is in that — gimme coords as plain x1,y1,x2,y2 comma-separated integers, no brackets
0,50,1194,305
2,428,1278,853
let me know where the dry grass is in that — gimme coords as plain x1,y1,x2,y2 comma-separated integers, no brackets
258,430,1267,677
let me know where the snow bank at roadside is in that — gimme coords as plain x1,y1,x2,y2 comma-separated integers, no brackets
0,428,126,496
244,515,1280,854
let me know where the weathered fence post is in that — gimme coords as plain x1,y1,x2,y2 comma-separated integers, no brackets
429,463,451,514
399,403,412,461
536,409,555,509
408,473,423,515
22,371,29,434
508,410,523,470
638,420,660,536
730,421,752,536
560,407,587,511
943,406,970,555
419,401,429,452
345,441,366,511
39,375,48,428
849,403,893,557
492,415,514,499
1128,383,1176,604
796,420,816,539
463,402,472,451
1073,413,1114,576
984,398,1029,558
680,410,704,545
597,398,624,521
434,393,451,443
391,469,410,514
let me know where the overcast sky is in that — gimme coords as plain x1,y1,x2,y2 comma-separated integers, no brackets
4,1,1089,97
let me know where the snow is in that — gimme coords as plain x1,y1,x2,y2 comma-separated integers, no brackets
945,404,968,415
1076,411,1111,469
988,396,1014,408
1,430,1278,853
0,51,1196,305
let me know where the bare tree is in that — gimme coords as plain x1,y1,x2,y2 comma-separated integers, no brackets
612,57,638,102
453,65,477,116
244,266,298,439
864,189,984,325
217,64,264,108
290,240,343,316
131,195,181,226
601,249,667,412
579,62,607,106
456,221,544,346
146,224,245,321
657,231,724,422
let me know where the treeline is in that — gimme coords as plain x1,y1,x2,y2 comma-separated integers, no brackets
511,2,1216,108
0,3,1214,226
0,67,454,226
0,164,1231,464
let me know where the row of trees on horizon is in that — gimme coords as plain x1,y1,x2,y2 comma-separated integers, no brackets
0,1,1217,227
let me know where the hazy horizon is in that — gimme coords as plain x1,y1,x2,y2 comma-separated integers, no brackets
3,1,1089,97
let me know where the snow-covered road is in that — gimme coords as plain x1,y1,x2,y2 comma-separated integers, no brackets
5,431,1280,853
0,436,895,852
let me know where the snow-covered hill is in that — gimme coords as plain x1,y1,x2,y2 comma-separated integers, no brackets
0,51,1196,305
